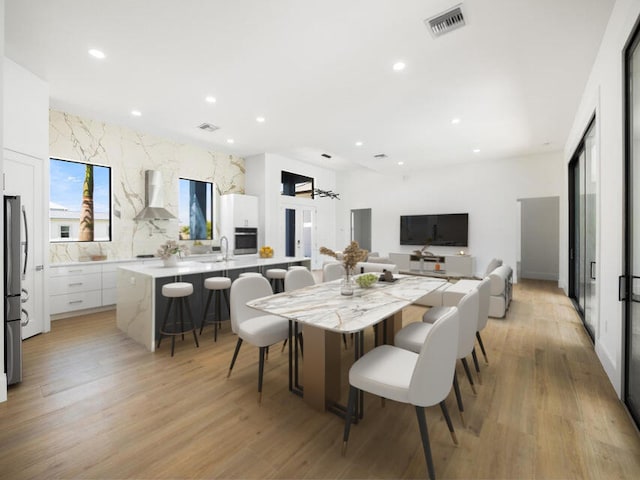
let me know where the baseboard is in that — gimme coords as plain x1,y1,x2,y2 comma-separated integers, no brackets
0,374,7,403
595,342,622,398
520,271,559,281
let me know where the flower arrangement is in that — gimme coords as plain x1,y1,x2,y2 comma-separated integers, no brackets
157,240,189,260
320,241,368,274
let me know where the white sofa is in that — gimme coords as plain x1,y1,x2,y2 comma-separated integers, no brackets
414,264,513,318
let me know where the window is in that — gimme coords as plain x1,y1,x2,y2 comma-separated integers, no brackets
281,171,314,198
179,178,214,240
49,158,112,242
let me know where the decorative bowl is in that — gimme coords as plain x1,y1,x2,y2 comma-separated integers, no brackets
356,273,378,288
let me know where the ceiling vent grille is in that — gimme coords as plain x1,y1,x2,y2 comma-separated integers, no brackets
373,153,388,159
321,153,332,159
197,122,219,132
426,4,465,38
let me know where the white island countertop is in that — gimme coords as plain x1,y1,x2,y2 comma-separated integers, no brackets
118,255,310,278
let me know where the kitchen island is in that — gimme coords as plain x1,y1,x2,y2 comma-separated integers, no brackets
116,255,310,351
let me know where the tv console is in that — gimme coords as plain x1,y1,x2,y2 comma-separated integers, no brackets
389,253,474,278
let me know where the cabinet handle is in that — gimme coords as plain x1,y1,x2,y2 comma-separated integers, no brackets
68,282,83,287
69,269,83,273
69,300,83,305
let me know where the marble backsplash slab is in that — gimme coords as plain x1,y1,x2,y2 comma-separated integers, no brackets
49,110,245,263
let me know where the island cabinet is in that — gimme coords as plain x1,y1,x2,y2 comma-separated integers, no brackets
118,257,310,351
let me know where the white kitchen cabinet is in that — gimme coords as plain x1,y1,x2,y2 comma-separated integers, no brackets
49,261,135,317
221,194,258,228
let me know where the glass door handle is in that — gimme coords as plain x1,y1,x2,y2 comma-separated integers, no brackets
619,275,627,301
590,261,596,280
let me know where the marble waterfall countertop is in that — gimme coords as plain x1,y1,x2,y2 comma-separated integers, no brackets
118,255,310,278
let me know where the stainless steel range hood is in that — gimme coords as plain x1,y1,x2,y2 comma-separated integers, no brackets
134,170,176,220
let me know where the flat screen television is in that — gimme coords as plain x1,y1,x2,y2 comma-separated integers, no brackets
400,213,468,246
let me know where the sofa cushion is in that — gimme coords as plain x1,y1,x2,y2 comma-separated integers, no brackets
489,265,512,295
484,258,503,277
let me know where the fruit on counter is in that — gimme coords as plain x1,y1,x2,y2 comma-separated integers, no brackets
259,246,274,258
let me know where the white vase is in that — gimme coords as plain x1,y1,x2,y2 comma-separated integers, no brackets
163,255,178,267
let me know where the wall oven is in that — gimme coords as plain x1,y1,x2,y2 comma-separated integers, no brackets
234,227,258,255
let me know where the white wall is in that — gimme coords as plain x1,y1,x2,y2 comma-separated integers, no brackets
563,0,640,397
335,152,564,279
245,153,337,269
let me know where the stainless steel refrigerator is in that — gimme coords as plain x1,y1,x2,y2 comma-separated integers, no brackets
4,195,25,385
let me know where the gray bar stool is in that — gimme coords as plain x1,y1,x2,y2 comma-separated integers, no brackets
157,282,199,356
265,268,287,293
200,276,232,341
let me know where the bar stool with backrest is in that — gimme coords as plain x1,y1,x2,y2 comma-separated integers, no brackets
157,281,199,356
200,275,232,341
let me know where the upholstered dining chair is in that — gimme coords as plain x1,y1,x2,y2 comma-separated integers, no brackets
322,262,345,282
280,268,315,352
342,308,460,480
227,276,289,403
395,288,479,426
474,277,491,365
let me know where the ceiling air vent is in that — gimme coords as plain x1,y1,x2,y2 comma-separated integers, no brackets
373,153,388,159
425,4,465,38
197,122,219,132
321,153,332,159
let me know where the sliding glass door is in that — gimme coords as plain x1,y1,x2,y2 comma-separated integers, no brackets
569,118,598,339
624,24,640,428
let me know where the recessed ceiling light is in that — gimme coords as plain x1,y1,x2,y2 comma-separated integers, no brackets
256,116,265,123
131,110,142,117
88,49,105,59
392,61,406,71
398,161,405,166
473,148,480,153
226,138,234,144
451,118,461,125
355,141,363,147
205,96,216,103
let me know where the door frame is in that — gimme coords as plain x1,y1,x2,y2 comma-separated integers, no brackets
623,17,640,428
568,114,596,340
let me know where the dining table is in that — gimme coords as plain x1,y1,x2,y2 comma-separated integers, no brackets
247,274,447,413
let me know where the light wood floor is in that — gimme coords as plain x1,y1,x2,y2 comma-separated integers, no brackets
1,280,640,479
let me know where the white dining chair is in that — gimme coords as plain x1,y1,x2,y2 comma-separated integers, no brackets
280,268,315,352
342,308,460,480
322,262,345,282
395,288,479,426
474,277,492,365
227,276,289,403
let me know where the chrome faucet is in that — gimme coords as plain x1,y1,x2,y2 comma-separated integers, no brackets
220,235,229,261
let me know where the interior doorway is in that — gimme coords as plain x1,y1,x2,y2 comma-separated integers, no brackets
350,208,371,251
282,205,316,266
519,196,559,281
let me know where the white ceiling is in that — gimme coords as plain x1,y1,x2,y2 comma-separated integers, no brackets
4,0,615,174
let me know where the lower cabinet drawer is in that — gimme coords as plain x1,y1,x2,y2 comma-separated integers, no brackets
49,273,101,296
50,290,102,315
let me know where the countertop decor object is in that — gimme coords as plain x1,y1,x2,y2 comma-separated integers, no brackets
157,240,189,261
356,273,378,288
259,246,274,258
320,241,368,296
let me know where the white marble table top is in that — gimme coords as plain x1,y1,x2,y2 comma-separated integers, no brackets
247,275,446,334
